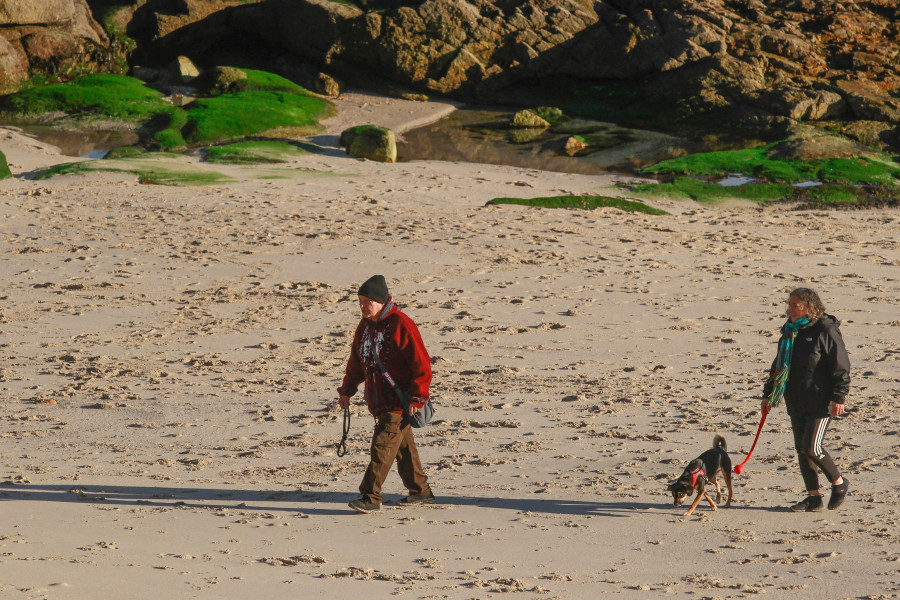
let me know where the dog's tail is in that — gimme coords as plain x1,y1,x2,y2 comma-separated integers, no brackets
713,434,726,450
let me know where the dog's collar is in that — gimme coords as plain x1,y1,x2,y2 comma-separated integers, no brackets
690,467,706,487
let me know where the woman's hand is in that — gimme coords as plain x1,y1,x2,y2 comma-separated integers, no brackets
829,401,845,417
338,394,351,409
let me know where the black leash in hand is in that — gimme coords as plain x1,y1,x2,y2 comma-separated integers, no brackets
336,406,351,457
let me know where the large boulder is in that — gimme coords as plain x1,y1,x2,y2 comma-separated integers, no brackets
199,65,249,94
766,128,885,162
127,0,252,66
510,110,550,129
741,86,848,121
168,55,201,84
833,80,900,123
1,1,74,23
130,0,361,70
340,125,397,163
0,0,105,45
336,0,599,94
0,35,29,92
251,0,362,58
838,120,900,153
314,72,342,97
0,0,108,92
22,29,84,63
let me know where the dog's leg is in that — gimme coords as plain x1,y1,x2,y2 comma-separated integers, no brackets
684,492,705,516
724,472,733,508
705,492,717,511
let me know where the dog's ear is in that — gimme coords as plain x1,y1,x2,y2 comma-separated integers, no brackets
667,481,677,491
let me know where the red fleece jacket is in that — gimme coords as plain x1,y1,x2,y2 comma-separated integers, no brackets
338,299,431,415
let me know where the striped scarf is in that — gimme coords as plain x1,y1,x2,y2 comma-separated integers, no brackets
767,316,810,407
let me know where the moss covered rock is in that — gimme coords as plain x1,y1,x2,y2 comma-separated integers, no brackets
314,73,342,98
766,129,882,161
203,141,314,164
532,106,564,123
339,125,396,162
0,150,11,179
199,66,248,95
510,110,550,129
1,71,332,151
487,195,669,215
564,136,587,155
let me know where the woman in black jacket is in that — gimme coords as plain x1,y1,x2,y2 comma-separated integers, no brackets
762,288,850,512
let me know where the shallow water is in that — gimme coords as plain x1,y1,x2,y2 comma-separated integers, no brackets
1,122,139,158
718,175,759,187
397,107,711,176
792,180,822,188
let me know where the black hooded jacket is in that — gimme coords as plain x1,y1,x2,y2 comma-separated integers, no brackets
763,315,851,417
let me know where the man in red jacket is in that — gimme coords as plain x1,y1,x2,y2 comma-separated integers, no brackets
338,275,435,513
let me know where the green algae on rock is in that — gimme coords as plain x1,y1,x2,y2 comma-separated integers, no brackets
0,150,11,179
0,69,334,151
203,140,319,164
35,157,236,186
487,195,669,215
634,137,900,208
339,125,397,163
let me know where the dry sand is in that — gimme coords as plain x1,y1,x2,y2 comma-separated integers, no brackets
1,92,899,599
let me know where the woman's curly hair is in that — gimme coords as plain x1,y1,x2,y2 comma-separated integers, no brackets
787,287,827,320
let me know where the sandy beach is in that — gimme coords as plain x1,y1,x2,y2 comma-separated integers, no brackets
1,92,899,599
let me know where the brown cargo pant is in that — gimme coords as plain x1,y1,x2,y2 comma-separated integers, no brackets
360,411,430,504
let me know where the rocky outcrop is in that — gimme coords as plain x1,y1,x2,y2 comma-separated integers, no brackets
167,55,201,84
0,36,28,92
340,125,397,162
128,0,898,141
833,80,900,123
123,0,254,67
510,110,550,129
4,0,898,147
767,127,884,162
0,0,108,92
314,72,342,97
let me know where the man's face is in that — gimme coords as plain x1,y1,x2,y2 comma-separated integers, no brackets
358,295,384,321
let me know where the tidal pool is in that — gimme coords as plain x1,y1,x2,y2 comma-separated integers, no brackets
1,123,139,158
397,107,714,176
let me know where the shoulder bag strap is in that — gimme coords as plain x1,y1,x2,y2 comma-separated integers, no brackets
373,352,412,415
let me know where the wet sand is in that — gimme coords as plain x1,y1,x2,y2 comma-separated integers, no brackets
1,93,899,599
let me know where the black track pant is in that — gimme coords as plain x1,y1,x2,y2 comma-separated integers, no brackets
790,412,841,492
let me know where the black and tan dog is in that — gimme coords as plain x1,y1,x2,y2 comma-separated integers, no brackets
668,435,733,516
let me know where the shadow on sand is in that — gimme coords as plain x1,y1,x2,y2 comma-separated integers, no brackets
0,482,782,517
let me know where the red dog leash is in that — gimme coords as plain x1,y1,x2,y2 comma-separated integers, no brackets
734,404,770,474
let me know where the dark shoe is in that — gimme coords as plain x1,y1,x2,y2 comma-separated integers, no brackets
398,491,436,506
348,497,381,513
828,478,849,510
790,495,823,512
